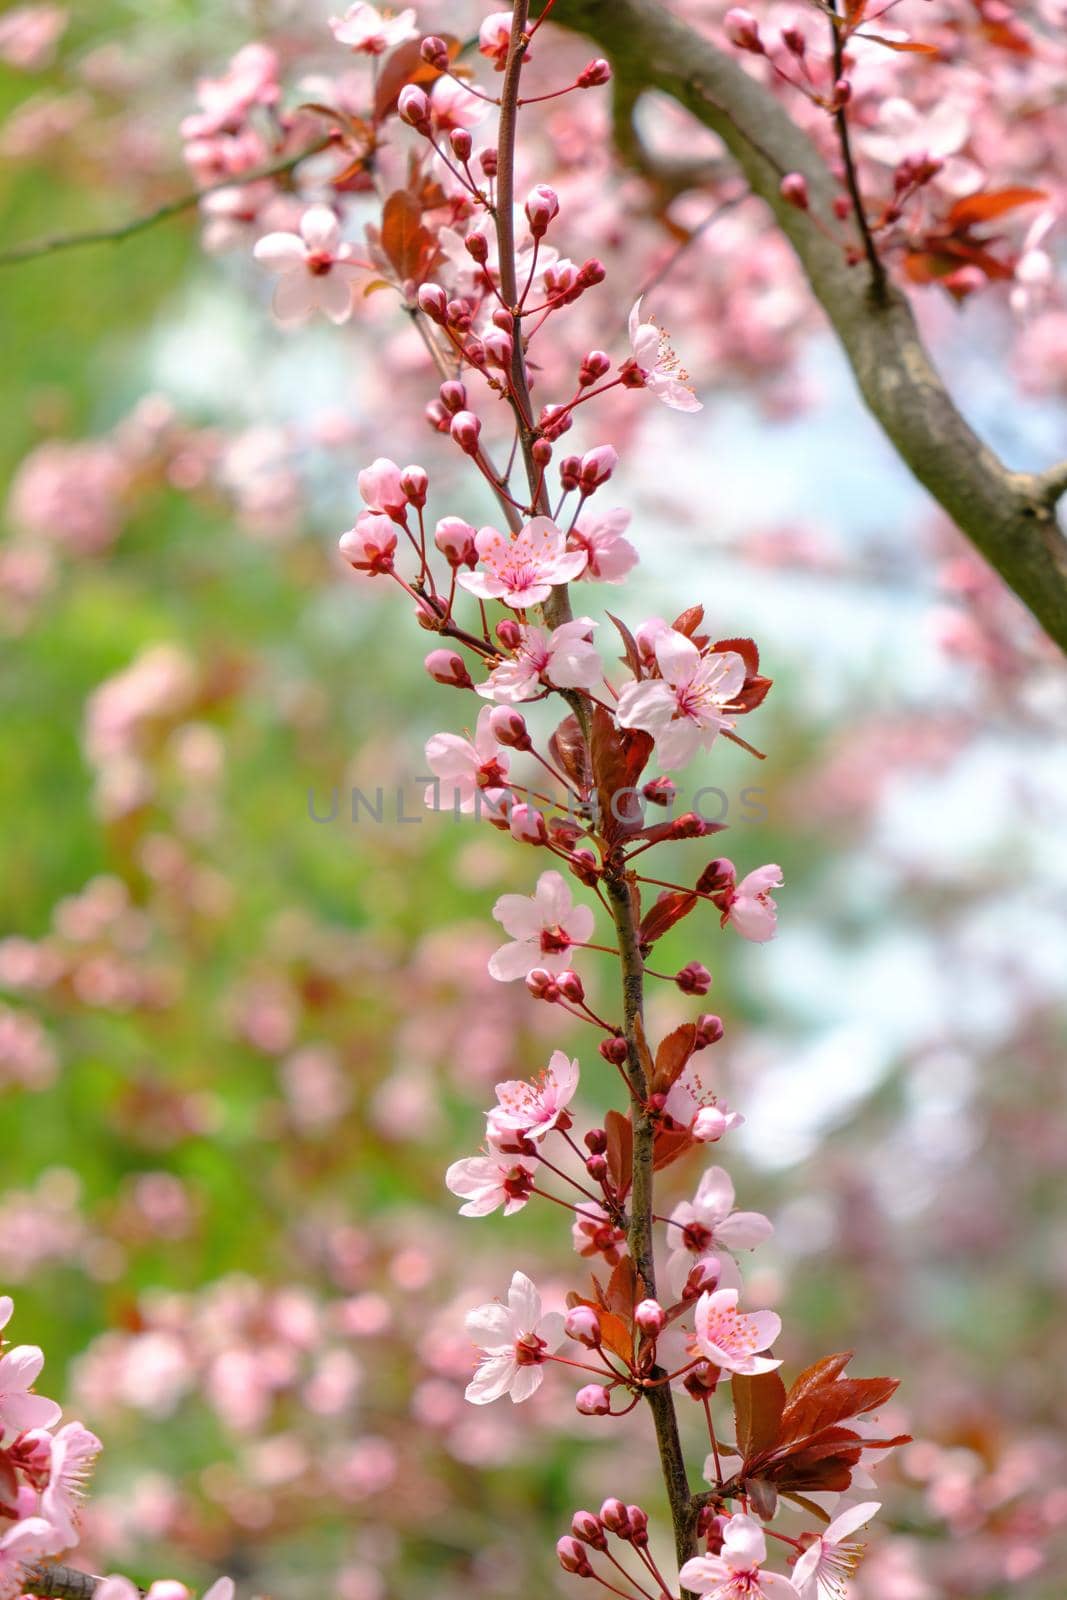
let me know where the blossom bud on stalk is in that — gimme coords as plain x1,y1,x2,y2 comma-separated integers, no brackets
782,25,806,54
450,126,472,161
584,1128,607,1154
635,1299,666,1337
424,649,473,689
780,172,810,211
509,803,548,844
532,437,553,468
525,967,560,1001
580,445,617,490
626,1506,650,1546
579,349,612,385
683,1258,722,1299
418,283,447,322
599,1499,631,1536
572,1511,608,1550
556,969,585,1004
643,776,677,806
449,410,482,454
599,1036,628,1066
433,516,477,567
725,8,763,51
675,961,713,995
483,329,513,368
577,57,612,87
338,513,396,574
419,34,449,71
488,707,531,749
397,84,431,132
496,619,522,650
400,465,427,507
465,230,489,263
439,379,467,414
525,183,560,237
575,1383,612,1416
560,454,582,491
479,147,498,178
557,1535,595,1575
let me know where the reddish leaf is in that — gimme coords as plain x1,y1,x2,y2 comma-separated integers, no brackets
734,673,773,713
947,187,1047,229
672,604,707,643
746,1478,779,1520
606,611,643,679
590,705,654,842
549,714,591,795
652,1124,693,1171
604,1254,637,1317
735,1370,787,1463
604,1108,633,1196
380,189,437,283
652,1023,698,1096
598,1310,634,1364
639,890,698,948
713,636,760,676
861,32,940,54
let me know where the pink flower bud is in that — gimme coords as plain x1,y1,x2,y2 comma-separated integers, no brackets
420,34,449,70
488,706,532,749
781,25,806,54
643,776,677,806
358,457,407,520
635,1299,665,1337
418,283,447,322
694,1013,725,1049
526,967,560,1001
532,437,553,468
599,1035,628,1066
577,257,606,288
580,445,617,489
400,464,428,507
696,858,736,897
483,329,513,368
599,1499,631,1536
465,230,490,263
584,1127,607,1154
575,1384,612,1416
496,618,522,650
449,410,482,454
434,515,477,567
833,76,852,105
565,1305,602,1347
424,649,473,689
446,297,473,331
557,1535,594,1575
675,962,712,996
693,1105,728,1142
509,803,548,845
539,403,573,440
780,172,809,210
626,1506,650,1546
525,183,560,237
586,1153,608,1181
425,398,450,431
439,379,467,414
683,1258,721,1300
338,512,397,574
450,126,473,161
398,84,432,132
724,8,763,51
579,349,611,385
556,969,585,1004
559,454,582,491
577,57,612,87
572,1510,608,1550
479,147,498,178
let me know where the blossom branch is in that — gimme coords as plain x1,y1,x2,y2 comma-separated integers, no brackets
553,0,1067,655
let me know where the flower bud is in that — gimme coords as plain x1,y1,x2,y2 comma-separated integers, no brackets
400,464,428,507
486,706,530,750
398,84,432,132
696,858,736,897
509,803,548,845
833,76,852,106
479,146,498,178
579,445,617,490
626,1506,650,1546
424,649,473,689
438,380,467,416
449,410,482,454
433,515,477,568
698,1510,730,1551
675,962,713,996
643,776,677,806
585,1153,608,1181
684,1258,721,1300
424,399,449,432
577,257,606,288
418,283,447,322
420,34,449,70
538,403,573,440
575,1384,612,1417
358,457,407,520
450,126,473,162
599,1498,630,1536
496,618,522,650
781,25,806,54
465,230,490,264
559,454,582,491
635,1299,665,1337
684,1361,720,1398
338,512,396,574
565,1305,602,1347
780,172,809,211
579,349,611,385
577,57,612,87
525,183,560,237
446,297,473,331
557,1536,594,1576
694,1013,724,1049
571,1511,608,1550
599,1035,628,1066
556,969,585,1004
693,1105,728,1142
483,329,513,368
532,437,553,467
525,967,559,1001
724,8,763,51
584,1127,607,1154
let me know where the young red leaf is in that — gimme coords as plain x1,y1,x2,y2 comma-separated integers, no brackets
947,187,1047,229
604,1108,633,1196
652,1022,698,1096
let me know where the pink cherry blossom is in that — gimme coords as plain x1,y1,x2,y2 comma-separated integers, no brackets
627,298,702,412
572,1201,628,1265
488,871,595,982
457,518,587,609
430,75,492,132
693,1288,782,1376
724,865,783,943
679,1513,800,1598
616,631,746,770
792,1501,881,1597
180,43,279,141
357,457,407,521
476,619,601,702
0,1343,62,1442
328,4,417,55
486,1049,579,1144
570,506,639,583
424,706,509,815
445,1152,538,1216
666,1165,771,1296
0,1517,65,1600
39,1420,103,1544
464,1271,566,1405
253,206,360,327
478,11,513,68
663,1067,745,1145
338,511,397,574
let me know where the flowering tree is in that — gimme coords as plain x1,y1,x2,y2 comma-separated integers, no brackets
1,2,1065,1599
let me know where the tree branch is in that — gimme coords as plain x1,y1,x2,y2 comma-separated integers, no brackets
0,139,333,268
553,0,1067,655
